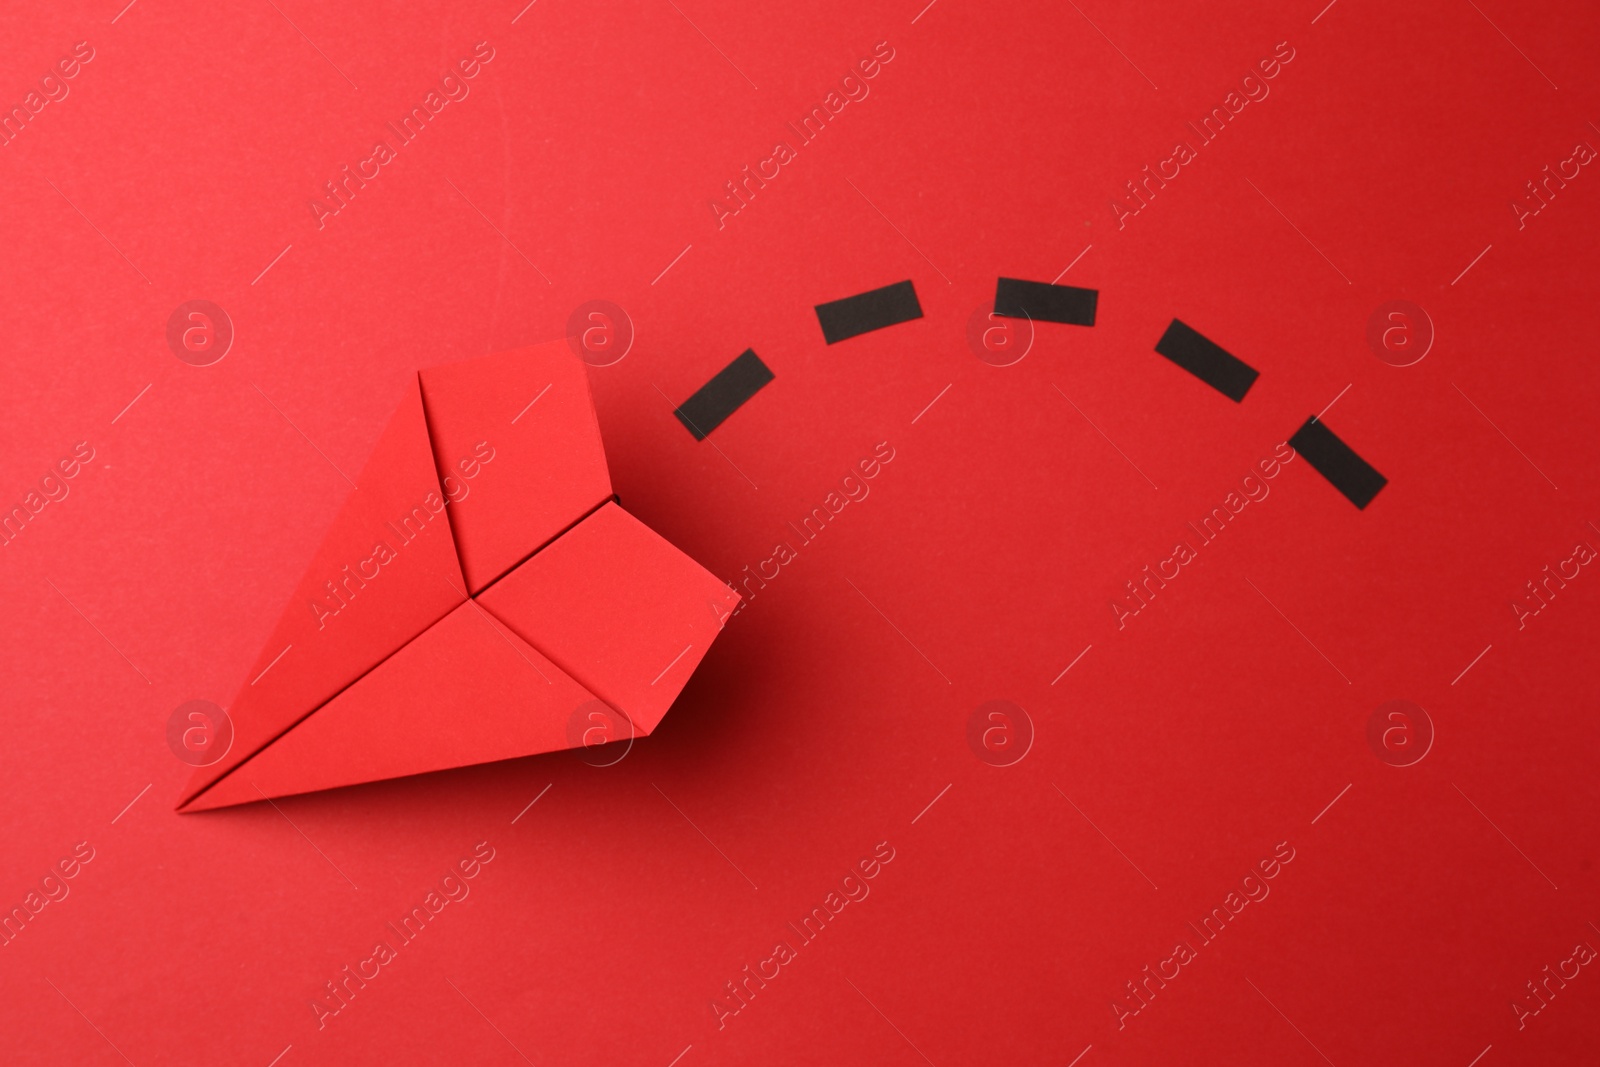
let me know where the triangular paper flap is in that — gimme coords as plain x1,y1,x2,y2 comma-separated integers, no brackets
477,502,741,734
181,599,599,810
179,380,467,806
418,342,613,594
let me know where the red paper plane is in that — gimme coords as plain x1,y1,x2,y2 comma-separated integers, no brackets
177,341,739,811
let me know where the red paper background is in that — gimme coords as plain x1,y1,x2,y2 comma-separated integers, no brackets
1,0,1597,1063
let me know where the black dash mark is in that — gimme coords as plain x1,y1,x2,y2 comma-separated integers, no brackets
814,280,923,344
994,278,1097,326
1288,418,1386,509
674,349,774,440
1154,319,1259,402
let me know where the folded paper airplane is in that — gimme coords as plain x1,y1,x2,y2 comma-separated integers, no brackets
177,341,740,811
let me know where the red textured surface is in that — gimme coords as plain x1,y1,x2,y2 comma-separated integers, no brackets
2,0,1598,1064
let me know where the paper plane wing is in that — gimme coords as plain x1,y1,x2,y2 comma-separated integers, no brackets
181,600,597,810
418,341,612,594
477,502,741,735
178,379,467,807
